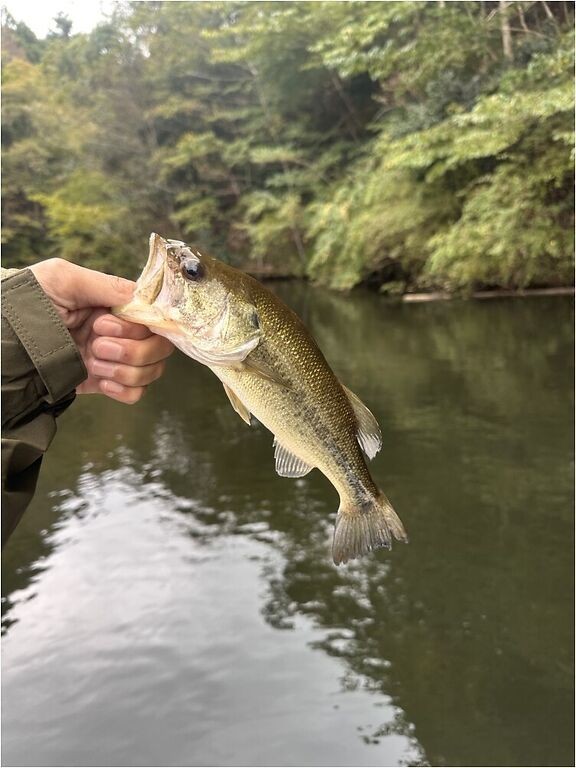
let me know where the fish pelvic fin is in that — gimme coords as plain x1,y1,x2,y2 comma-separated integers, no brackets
222,383,252,425
332,492,408,566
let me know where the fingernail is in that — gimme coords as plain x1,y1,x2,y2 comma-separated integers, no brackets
101,379,124,394
95,340,123,361
91,360,117,378
97,318,123,337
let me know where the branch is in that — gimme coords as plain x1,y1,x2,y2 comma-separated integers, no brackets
499,0,514,61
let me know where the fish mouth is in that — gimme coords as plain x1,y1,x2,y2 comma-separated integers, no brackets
113,233,231,341
113,233,178,330
149,236,232,340
139,233,174,304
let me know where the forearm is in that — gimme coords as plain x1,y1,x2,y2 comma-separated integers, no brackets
1,268,87,545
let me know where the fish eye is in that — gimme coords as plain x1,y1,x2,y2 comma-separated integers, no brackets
181,258,204,281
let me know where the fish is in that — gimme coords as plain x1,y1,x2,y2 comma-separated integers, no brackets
113,233,408,564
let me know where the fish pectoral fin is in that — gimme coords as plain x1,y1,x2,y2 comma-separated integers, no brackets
341,384,382,460
273,438,313,478
240,357,291,388
222,383,252,425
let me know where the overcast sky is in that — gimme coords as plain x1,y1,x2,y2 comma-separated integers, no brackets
4,0,116,37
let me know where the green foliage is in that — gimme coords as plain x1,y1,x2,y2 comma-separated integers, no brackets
307,164,456,289
1,2,574,291
307,15,574,291
427,146,574,289
31,170,133,270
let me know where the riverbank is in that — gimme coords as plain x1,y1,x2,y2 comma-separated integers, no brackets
251,271,575,301
402,287,575,302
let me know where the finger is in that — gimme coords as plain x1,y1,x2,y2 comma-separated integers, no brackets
92,334,174,367
69,265,135,308
93,314,153,341
98,379,145,404
30,259,134,311
89,359,165,387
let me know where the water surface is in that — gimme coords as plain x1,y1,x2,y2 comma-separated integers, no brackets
2,287,574,767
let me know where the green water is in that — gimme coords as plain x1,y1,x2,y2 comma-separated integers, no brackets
2,287,574,767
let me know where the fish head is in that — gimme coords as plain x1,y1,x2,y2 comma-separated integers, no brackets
114,233,261,365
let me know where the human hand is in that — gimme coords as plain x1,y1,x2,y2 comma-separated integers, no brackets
30,259,174,404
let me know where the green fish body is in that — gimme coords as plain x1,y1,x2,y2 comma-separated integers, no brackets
114,234,407,564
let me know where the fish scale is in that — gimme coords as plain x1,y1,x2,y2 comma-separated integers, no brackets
222,286,374,498
114,233,408,564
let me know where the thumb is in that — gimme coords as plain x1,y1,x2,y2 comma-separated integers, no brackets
62,262,135,309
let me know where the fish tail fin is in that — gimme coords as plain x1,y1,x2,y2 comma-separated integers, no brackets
332,491,408,566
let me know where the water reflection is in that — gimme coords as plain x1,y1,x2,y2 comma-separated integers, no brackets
2,289,573,767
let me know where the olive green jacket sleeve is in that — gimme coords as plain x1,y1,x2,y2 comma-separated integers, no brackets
1,268,87,546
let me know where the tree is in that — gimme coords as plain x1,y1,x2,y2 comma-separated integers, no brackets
1,1,573,290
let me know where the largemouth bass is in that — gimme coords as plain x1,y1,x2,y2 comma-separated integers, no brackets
114,233,407,564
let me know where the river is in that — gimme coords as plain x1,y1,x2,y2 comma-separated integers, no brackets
2,286,573,767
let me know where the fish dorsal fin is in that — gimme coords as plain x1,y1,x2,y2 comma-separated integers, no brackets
273,437,313,478
222,383,252,425
341,384,382,460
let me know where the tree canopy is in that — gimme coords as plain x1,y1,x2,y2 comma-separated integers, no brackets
2,1,574,292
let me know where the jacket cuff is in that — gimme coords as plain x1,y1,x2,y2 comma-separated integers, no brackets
1,269,87,403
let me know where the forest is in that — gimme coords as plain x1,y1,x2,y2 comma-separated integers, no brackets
2,1,574,293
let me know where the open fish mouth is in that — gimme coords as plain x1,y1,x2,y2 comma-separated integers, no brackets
113,233,233,341
135,233,175,305
131,232,191,306
148,234,232,338
112,233,177,329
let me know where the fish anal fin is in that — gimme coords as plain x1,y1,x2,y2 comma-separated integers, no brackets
273,437,313,478
341,384,382,460
223,383,251,425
